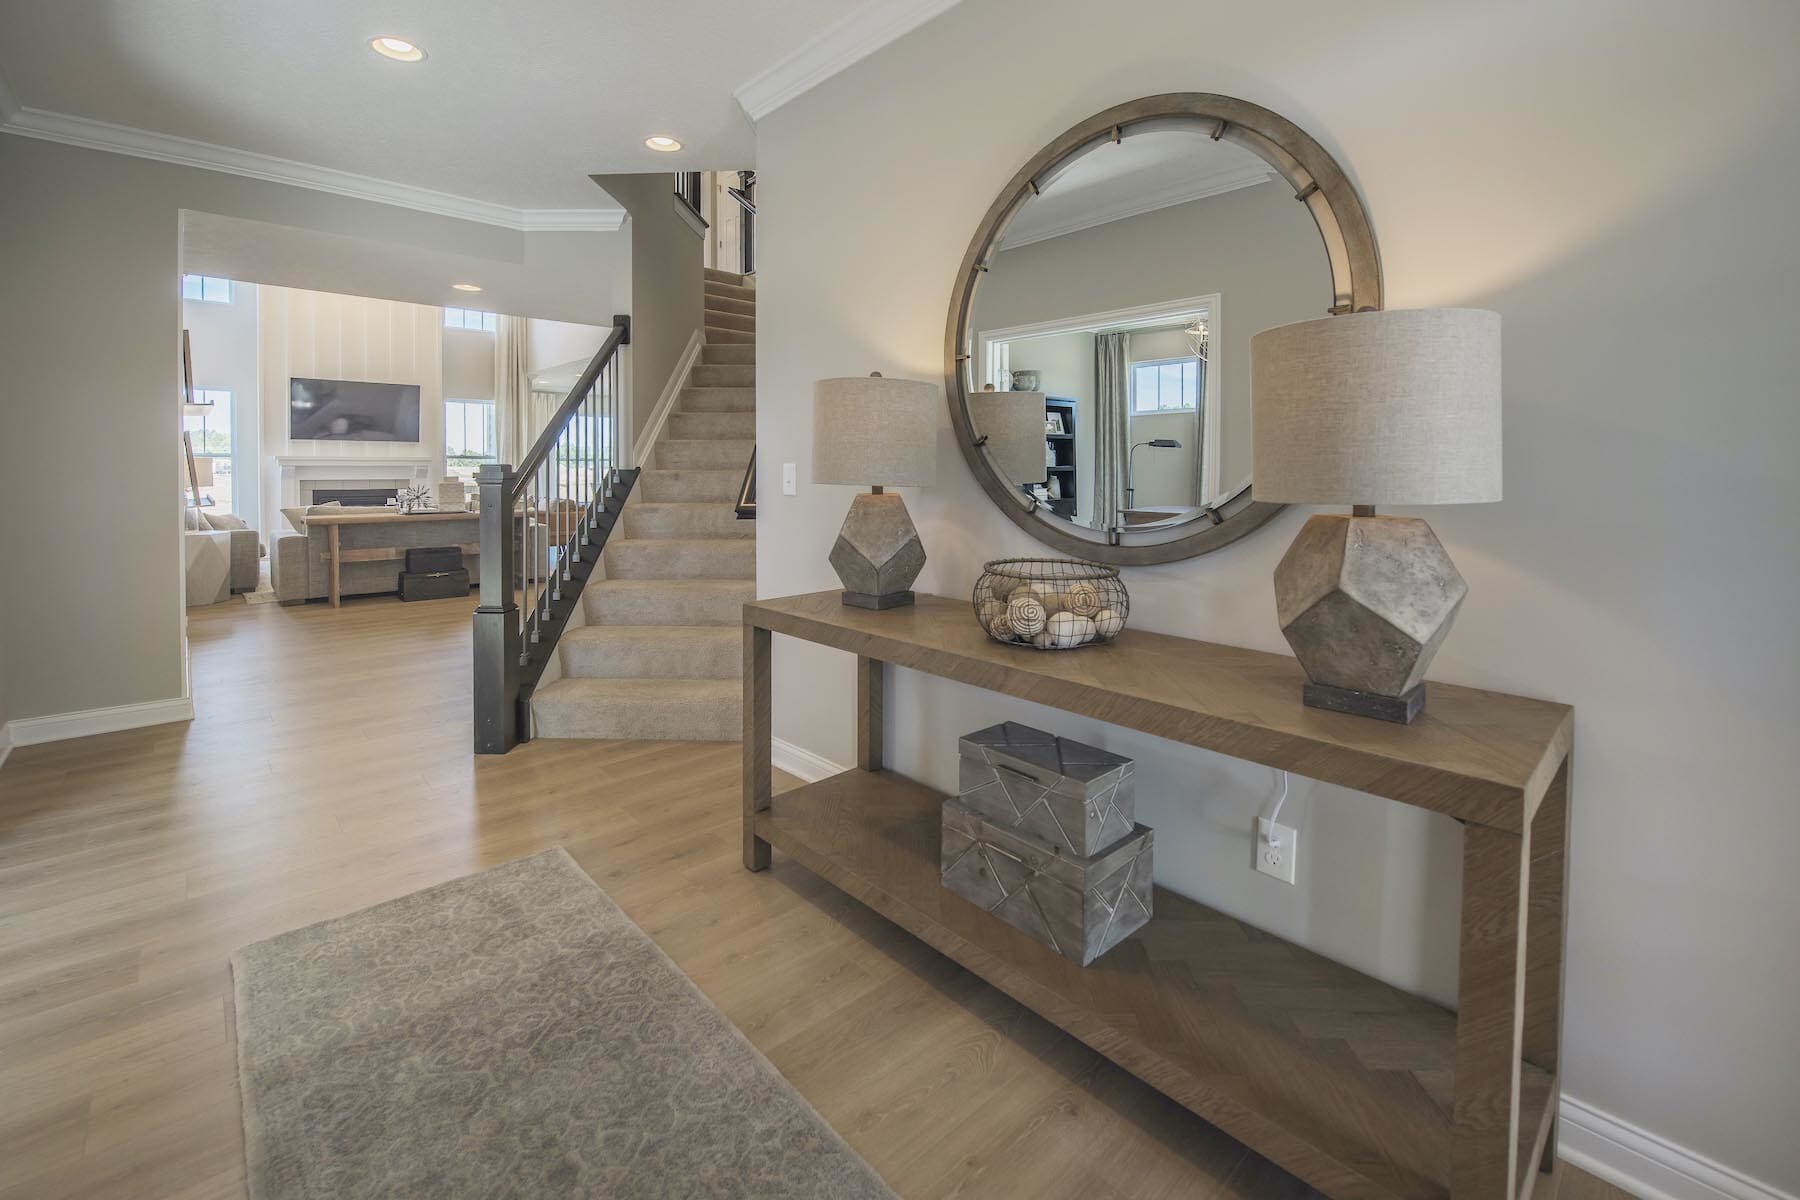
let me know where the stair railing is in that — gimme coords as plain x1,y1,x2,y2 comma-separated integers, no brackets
474,315,637,754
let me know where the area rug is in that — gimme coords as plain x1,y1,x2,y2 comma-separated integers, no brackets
231,849,896,1199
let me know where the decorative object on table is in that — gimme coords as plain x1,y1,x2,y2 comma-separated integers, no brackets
812,373,938,609
1044,413,1063,435
969,388,1046,487
434,477,466,512
958,722,1135,857
972,557,1128,649
941,796,1153,966
1253,308,1501,723
1010,369,1042,392
397,483,434,514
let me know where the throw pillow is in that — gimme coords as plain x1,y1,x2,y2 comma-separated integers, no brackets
184,506,204,531
202,511,248,531
280,506,309,534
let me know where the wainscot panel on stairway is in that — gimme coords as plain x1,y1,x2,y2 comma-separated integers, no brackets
532,270,757,744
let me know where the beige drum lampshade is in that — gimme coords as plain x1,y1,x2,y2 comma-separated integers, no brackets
968,390,1046,485
812,375,938,487
1252,308,1502,505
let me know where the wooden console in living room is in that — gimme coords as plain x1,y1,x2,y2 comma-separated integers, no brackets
742,591,1573,1200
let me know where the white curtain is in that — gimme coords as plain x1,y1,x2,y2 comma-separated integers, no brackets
496,315,541,469
1191,354,1208,507
1093,331,1130,532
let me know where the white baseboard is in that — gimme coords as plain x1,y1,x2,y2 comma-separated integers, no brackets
2,696,194,747
630,329,705,468
1558,1096,1793,1200
771,737,848,783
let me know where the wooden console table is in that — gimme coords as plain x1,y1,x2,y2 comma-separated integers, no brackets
303,510,479,608
742,591,1573,1200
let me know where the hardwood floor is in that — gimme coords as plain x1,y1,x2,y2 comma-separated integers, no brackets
0,594,1634,1199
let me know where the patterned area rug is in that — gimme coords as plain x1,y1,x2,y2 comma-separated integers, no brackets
231,849,895,1200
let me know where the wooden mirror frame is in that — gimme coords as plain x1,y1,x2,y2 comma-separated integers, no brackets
945,93,1383,565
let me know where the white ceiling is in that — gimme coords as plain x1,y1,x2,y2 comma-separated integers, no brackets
1001,131,1273,249
0,0,952,220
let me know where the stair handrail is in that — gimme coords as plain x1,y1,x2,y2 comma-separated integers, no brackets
474,315,636,754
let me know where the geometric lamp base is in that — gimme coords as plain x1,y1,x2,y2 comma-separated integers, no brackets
1302,680,1426,724
829,491,926,611
842,589,916,610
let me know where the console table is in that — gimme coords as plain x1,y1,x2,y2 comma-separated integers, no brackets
742,591,1572,1200
302,510,479,608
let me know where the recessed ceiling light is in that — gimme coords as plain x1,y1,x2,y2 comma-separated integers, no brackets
644,136,682,153
370,36,426,62
452,283,482,293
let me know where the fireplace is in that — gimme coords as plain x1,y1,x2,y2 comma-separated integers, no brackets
312,487,399,507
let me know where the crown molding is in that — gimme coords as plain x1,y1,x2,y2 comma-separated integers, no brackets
0,105,625,233
735,0,966,121
999,162,1274,250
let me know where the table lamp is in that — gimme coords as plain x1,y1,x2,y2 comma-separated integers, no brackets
813,373,938,609
969,388,1046,488
1252,308,1501,723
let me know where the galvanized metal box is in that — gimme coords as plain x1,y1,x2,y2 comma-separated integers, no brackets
957,722,1135,858
941,799,1153,965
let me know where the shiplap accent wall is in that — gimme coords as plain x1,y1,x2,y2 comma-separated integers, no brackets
258,287,444,524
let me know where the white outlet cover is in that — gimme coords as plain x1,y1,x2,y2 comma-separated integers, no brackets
1254,816,1298,885
782,462,797,495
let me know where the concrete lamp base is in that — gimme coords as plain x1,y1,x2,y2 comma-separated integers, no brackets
829,490,926,610
1273,513,1468,724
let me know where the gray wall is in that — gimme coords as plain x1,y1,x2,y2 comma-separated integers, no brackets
0,134,624,723
592,174,705,443
752,0,1800,1189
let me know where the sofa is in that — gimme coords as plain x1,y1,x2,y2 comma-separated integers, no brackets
184,509,262,606
272,505,481,605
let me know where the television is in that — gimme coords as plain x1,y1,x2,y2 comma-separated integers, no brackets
289,377,421,442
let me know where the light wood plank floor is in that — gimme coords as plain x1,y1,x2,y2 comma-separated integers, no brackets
0,595,1633,1199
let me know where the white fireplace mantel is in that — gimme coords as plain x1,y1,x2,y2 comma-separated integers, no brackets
274,455,435,511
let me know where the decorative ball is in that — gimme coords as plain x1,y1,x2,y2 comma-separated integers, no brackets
1091,607,1125,639
1065,580,1103,618
1031,630,1056,649
1046,610,1098,649
1007,593,1049,638
978,599,1012,639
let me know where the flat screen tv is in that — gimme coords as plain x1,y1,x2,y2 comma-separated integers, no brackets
289,377,421,442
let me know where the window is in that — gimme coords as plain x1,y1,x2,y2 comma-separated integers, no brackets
183,389,235,511
444,307,498,333
181,274,232,303
445,399,498,486
1130,357,1201,414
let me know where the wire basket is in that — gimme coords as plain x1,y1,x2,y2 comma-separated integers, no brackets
973,558,1130,650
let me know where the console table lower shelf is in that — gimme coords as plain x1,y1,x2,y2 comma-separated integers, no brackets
755,767,1553,1200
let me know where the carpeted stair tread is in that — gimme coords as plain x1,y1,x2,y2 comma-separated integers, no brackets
705,309,755,332
706,295,756,318
656,438,756,470
584,578,755,626
639,468,743,502
692,364,755,388
532,677,742,741
681,386,755,411
704,267,753,287
605,537,755,580
705,327,755,345
624,501,754,540
670,411,755,440
558,625,742,679
700,344,755,366
705,282,756,306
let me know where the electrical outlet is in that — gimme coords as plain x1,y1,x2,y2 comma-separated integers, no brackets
782,462,797,495
1254,816,1298,885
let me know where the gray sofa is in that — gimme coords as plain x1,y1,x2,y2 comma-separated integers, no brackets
273,506,480,604
183,510,262,606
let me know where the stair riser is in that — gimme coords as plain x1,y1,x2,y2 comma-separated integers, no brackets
657,440,755,470
706,295,756,318
606,541,755,580
706,328,755,345
638,469,742,502
704,267,752,287
679,386,755,412
705,309,756,332
559,637,743,680
691,365,755,388
624,505,753,539
700,344,755,366
670,412,755,440
533,695,742,742
584,582,753,626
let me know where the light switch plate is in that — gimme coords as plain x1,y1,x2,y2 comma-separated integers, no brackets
782,462,797,495
1254,817,1298,885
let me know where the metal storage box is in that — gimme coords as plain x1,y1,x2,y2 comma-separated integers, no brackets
941,799,1153,965
398,568,470,601
957,722,1135,858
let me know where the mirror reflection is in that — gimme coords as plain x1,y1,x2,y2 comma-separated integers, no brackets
967,126,1332,536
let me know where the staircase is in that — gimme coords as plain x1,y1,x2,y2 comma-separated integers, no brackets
531,268,756,742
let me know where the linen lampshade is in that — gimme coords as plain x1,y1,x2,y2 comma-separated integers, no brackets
812,375,938,487
190,455,215,486
1252,308,1502,506
968,390,1046,484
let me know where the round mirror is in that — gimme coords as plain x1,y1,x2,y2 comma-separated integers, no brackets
947,94,1382,563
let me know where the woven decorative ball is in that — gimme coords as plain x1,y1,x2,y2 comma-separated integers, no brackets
972,558,1129,650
